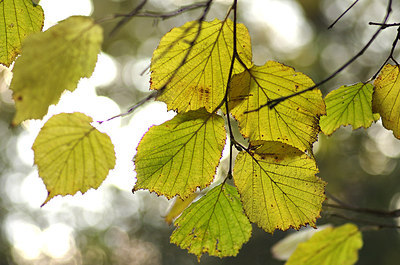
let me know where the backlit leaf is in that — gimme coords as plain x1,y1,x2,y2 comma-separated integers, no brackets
229,61,325,152
320,83,378,135
11,16,103,125
373,64,400,139
286,223,363,265
233,141,326,233
133,109,226,199
0,0,44,66
33,113,116,206
150,18,252,113
170,184,252,260
165,192,198,225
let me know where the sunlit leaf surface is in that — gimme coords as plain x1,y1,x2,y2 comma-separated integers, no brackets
0,0,44,66
133,109,226,199
165,192,198,225
233,141,326,233
373,64,400,139
320,83,378,135
11,16,103,125
150,18,252,113
171,184,252,259
286,223,362,265
229,61,325,152
33,113,116,206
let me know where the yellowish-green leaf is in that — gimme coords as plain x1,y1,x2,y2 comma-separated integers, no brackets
229,61,325,152
11,16,103,125
32,112,116,206
165,192,198,225
286,223,363,265
150,18,252,113
133,109,226,199
373,64,400,139
233,141,326,233
170,184,252,260
320,83,378,135
0,0,44,66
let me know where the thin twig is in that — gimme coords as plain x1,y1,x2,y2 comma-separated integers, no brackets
110,0,148,36
369,22,400,28
100,0,214,123
371,26,400,80
250,0,393,112
328,213,400,229
328,0,359,29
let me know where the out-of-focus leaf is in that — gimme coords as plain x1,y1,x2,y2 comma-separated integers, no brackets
33,112,116,206
373,64,400,139
133,109,226,199
0,0,44,66
165,192,198,225
11,16,103,125
286,223,363,265
271,224,332,261
320,83,378,135
229,61,325,152
151,18,252,113
171,184,252,260
233,141,326,233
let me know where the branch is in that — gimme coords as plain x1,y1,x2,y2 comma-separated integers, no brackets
100,0,214,123
110,0,148,36
325,192,400,218
250,0,394,112
328,213,400,230
328,0,359,29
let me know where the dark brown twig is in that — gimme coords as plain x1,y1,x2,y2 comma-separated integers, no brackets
328,0,359,29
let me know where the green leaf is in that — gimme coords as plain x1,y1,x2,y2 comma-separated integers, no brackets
233,141,326,233
133,109,226,199
286,223,363,265
373,64,400,139
0,0,44,66
229,61,325,152
32,112,116,206
170,184,252,260
11,16,103,125
320,83,378,135
150,18,252,113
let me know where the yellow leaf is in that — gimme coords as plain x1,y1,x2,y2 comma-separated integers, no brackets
170,184,252,260
150,18,252,113
233,141,326,233
229,61,325,152
133,109,226,199
320,83,379,135
373,64,400,139
0,0,44,66
32,113,116,206
11,16,103,125
286,223,362,265
164,192,198,225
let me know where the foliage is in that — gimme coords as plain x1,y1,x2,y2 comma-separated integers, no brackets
2,0,400,264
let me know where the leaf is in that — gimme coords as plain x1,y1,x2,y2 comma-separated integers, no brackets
233,141,326,233
0,0,44,66
165,192,198,225
170,184,252,260
32,112,116,206
11,16,103,125
373,64,400,139
286,223,363,265
320,83,378,135
229,61,325,152
150,18,252,113
133,109,226,199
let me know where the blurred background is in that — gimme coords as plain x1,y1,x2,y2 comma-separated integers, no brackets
0,0,400,264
